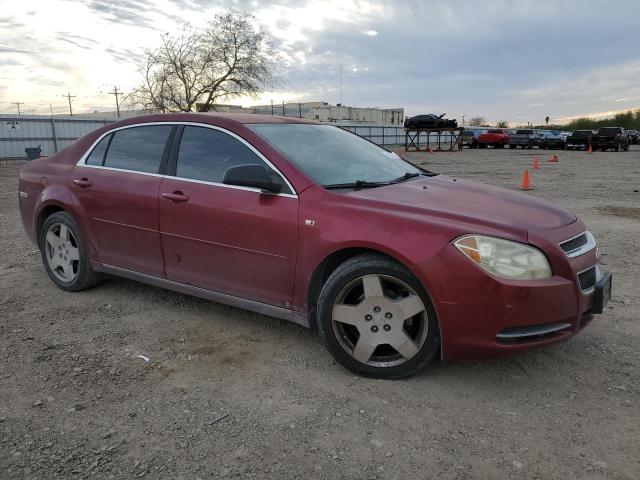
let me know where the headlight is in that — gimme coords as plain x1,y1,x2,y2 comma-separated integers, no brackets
454,235,552,279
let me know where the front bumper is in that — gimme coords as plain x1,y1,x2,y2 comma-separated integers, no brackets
414,237,607,362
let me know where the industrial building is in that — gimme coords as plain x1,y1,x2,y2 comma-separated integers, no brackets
198,101,404,125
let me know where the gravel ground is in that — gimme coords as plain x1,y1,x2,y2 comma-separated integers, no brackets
1,146,639,479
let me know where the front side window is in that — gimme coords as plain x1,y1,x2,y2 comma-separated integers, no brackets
85,134,111,166
103,126,173,174
247,124,421,186
175,126,288,192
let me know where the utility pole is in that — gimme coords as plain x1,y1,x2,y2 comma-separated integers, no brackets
298,102,302,119
339,63,343,105
62,92,76,116
108,86,122,118
270,99,274,116
282,99,285,116
11,101,23,115
462,115,466,127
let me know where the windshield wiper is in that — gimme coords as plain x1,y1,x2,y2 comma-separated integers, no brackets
390,172,422,183
324,179,391,190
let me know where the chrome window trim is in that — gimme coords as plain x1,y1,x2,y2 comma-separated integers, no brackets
75,121,298,198
559,230,596,258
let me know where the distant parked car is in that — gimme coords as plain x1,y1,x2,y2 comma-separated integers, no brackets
540,131,566,150
590,127,630,151
404,114,458,129
627,130,638,145
508,129,541,149
565,130,594,150
478,128,510,148
461,130,480,148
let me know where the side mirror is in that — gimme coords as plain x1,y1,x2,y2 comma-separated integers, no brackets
223,164,283,193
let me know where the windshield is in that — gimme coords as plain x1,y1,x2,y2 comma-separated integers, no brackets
247,124,422,186
487,129,503,134
516,130,533,134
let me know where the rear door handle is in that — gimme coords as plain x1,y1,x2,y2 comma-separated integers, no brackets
162,191,189,203
73,178,92,188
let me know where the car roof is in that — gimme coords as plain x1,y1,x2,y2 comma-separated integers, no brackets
106,112,318,130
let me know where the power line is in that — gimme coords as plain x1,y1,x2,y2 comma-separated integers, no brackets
61,92,76,116
11,101,23,115
108,86,123,118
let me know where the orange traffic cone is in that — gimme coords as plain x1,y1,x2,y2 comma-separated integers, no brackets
533,157,539,170
587,145,592,154
519,169,532,190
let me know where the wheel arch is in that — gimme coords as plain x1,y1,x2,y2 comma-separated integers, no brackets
35,202,67,241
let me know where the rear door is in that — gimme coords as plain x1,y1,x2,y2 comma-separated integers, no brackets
158,125,299,307
69,124,175,277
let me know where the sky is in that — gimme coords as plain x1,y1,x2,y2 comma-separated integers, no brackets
1,0,639,125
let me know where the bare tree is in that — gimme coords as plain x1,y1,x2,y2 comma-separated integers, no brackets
495,120,509,128
126,11,279,112
468,116,486,127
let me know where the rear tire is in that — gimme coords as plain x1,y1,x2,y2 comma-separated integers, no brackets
317,254,440,379
39,211,102,291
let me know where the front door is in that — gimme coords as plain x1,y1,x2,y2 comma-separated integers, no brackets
69,125,174,277
158,125,299,308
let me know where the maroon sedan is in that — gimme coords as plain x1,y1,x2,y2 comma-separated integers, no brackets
18,113,612,378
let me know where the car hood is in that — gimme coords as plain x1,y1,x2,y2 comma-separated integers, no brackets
347,175,576,235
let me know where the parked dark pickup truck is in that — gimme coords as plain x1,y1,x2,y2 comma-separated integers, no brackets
566,130,593,150
591,127,630,152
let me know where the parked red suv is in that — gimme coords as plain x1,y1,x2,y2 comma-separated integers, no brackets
478,128,510,148
18,113,611,378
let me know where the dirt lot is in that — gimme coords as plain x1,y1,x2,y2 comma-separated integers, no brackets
1,147,639,480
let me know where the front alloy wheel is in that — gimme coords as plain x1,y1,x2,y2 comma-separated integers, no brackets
318,254,440,378
332,274,428,367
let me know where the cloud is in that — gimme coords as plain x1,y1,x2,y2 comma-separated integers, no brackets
69,0,159,28
1,0,640,122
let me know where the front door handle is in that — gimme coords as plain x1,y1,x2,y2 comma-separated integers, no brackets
73,178,92,188
162,191,189,203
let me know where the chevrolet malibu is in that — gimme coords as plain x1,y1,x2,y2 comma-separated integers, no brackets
18,113,612,378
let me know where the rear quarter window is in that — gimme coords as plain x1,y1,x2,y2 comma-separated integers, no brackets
85,134,111,166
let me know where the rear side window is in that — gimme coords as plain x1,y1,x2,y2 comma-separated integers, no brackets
103,126,173,174
85,134,111,166
176,126,286,190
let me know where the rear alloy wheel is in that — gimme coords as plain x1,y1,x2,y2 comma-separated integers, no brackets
318,254,440,378
39,212,102,291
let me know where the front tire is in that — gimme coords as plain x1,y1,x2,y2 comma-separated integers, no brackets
39,211,102,291
317,254,440,379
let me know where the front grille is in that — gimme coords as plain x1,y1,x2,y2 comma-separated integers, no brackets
578,267,596,291
560,233,588,254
